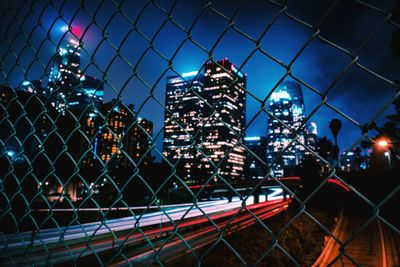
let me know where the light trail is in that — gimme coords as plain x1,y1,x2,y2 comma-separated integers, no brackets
1,190,289,266
1,194,284,249
111,200,291,266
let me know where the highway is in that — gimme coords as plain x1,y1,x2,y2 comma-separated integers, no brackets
0,191,290,266
111,199,290,266
313,213,400,267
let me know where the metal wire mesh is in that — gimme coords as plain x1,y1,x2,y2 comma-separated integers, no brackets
0,0,400,266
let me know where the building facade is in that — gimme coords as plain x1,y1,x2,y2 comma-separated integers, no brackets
47,39,104,112
163,59,247,184
163,72,204,183
266,81,307,177
244,136,268,179
202,59,247,182
47,39,83,112
99,101,153,168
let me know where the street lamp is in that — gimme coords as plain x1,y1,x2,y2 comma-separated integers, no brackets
384,151,391,169
377,138,389,149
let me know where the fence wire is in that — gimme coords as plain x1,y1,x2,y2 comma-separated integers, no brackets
0,0,400,266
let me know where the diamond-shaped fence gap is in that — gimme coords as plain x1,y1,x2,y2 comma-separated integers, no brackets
88,39,119,76
199,237,247,267
325,69,397,125
3,7,29,38
4,63,26,88
274,208,338,266
118,76,155,110
305,103,359,153
18,12,40,43
242,52,286,101
245,105,269,135
232,1,282,42
260,16,316,67
168,42,209,76
167,1,207,31
210,29,255,64
207,0,246,21
357,23,400,78
188,7,234,52
101,11,137,52
134,50,170,87
31,27,58,57
318,0,388,54
284,0,337,28
0,193,18,234
0,2,14,29
152,22,192,62
117,32,153,71
328,216,382,266
134,1,173,41
380,190,400,230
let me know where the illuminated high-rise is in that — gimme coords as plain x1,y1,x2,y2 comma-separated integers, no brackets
202,59,246,181
266,81,306,176
244,136,268,179
163,59,247,183
163,72,204,183
68,75,104,111
47,39,83,111
99,101,153,168
47,39,104,112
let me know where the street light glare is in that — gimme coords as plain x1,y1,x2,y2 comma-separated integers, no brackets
377,139,389,148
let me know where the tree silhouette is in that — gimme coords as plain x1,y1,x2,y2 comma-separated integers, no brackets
329,118,342,147
329,118,342,161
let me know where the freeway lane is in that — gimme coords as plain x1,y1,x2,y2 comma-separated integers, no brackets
110,200,291,266
1,198,239,250
314,214,400,267
1,195,288,266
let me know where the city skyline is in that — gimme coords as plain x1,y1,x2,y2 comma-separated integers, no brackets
13,38,319,168
1,1,399,266
2,0,399,159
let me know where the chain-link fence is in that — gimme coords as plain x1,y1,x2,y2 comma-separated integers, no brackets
1,0,400,266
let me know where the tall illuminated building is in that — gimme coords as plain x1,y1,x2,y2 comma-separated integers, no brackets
163,59,246,183
305,121,318,154
130,117,153,165
244,136,268,179
47,39,104,112
266,81,306,177
47,39,83,111
163,71,204,183
202,59,246,181
284,81,306,164
68,75,104,111
99,101,153,168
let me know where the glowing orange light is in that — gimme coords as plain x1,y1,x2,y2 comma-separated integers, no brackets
377,138,389,148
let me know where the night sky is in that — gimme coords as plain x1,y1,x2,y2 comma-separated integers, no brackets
1,0,399,160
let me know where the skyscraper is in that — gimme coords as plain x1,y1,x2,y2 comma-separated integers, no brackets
99,101,153,168
163,71,204,183
202,59,247,182
244,136,268,179
266,81,306,177
68,75,104,111
48,39,82,111
163,59,247,183
47,39,104,112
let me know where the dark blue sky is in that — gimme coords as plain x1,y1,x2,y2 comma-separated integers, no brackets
1,0,399,160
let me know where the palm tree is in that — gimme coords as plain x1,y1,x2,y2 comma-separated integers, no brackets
329,118,342,147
